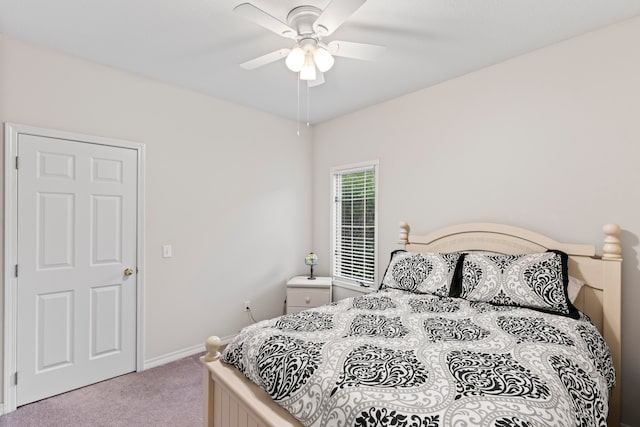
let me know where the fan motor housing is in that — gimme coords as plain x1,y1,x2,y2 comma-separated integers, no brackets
287,6,322,37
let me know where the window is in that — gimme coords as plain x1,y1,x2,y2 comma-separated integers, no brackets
331,161,378,287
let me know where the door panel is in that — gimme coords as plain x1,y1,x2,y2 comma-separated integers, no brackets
90,284,122,358
91,195,122,264
17,133,137,406
38,151,75,180
38,192,75,269
36,291,74,371
91,158,123,183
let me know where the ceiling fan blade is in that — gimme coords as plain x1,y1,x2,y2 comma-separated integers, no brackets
307,71,325,88
234,3,297,39
327,40,385,60
240,48,290,70
313,0,367,36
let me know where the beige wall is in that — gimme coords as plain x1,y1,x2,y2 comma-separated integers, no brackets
0,35,312,402
312,16,640,426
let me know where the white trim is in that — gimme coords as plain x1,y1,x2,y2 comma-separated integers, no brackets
329,160,379,175
143,334,236,370
143,344,204,370
2,123,146,413
0,403,5,416
3,123,19,414
135,141,146,373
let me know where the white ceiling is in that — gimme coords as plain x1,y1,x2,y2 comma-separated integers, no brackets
1,0,639,123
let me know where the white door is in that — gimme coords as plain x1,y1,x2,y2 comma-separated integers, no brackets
16,133,138,405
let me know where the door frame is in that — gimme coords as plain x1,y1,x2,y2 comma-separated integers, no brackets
3,123,146,413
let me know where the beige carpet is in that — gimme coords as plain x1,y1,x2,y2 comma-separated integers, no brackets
0,353,204,427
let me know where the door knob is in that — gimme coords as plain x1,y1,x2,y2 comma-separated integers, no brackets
124,268,134,276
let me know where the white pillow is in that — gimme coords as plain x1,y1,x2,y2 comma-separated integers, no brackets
568,276,585,303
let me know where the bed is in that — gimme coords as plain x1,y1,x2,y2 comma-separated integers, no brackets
201,222,622,427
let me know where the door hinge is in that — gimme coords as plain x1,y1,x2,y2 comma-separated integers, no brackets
15,156,19,169
14,372,18,385
15,264,18,278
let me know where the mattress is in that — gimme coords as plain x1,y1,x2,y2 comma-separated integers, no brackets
222,289,614,427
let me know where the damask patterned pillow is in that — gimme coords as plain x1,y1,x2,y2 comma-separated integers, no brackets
380,250,463,297
457,250,579,318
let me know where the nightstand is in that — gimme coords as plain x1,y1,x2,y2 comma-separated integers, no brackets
286,276,332,314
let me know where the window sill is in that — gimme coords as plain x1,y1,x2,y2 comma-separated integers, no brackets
332,280,376,294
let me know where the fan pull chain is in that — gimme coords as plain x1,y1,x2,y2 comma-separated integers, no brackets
306,84,310,127
296,72,300,136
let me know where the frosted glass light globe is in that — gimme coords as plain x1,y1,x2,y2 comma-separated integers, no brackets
285,46,305,72
313,46,334,72
300,53,317,80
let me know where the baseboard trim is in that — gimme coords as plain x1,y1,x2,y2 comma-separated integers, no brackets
0,403,5,416
143,334,236,370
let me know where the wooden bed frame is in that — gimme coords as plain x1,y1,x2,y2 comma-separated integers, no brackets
201,222,623,427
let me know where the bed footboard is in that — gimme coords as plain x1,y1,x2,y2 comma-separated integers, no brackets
201,336,301,427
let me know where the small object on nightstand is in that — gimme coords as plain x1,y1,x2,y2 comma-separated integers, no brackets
304,252,318,280
286,276,331,314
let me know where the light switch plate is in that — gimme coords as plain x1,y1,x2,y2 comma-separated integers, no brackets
163,245,172,258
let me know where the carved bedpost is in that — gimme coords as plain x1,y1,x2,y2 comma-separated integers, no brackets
202,336,221,426
204,336,221,362
602,224,622,260
601,223,622,427
399,221,410,247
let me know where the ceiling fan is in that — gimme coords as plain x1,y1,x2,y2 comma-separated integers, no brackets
234,0,385,87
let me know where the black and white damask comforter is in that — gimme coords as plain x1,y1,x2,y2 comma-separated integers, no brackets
222,289,614,427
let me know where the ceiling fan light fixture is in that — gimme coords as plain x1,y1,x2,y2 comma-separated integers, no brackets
313,46,334,72
285,46,305,72
300,53,317,80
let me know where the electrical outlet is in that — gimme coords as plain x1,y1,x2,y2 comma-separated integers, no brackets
244,300,251,311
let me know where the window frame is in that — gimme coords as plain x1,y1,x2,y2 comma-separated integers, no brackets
330,160,379,288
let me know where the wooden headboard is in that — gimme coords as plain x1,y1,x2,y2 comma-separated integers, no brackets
398,222,622,427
